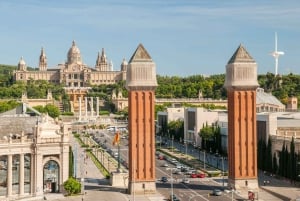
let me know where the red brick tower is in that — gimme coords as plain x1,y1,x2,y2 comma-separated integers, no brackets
126,44,158,194
224,45,259,191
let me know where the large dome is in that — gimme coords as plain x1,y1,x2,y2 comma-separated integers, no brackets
67,40,82,64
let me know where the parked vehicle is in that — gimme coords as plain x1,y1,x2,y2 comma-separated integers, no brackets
158,155,164,160
169,194,180,201
182,178,190,184
161,176,168,183
212,189,222,196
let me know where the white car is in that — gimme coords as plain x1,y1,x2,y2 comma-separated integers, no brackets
182,178,190,184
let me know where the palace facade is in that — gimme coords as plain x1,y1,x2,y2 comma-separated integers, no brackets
14,41,128,113
14,41,128,86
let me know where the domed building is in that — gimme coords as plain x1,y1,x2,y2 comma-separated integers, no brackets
14,41,128,113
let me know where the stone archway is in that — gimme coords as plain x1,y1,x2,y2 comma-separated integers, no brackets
43,160,60,193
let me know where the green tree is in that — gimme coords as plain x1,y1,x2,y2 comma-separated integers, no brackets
45,104,60,118
272,152,278,174
168,119,184,141
0,100,20,113
199,123,214,150
33,104,60,118
63,177,81,196
265,138,273,172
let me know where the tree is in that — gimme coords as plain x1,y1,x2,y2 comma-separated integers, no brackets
63,177,81,196
33,104,60,119
199,122,214,151
44,104,60,118
272,152,278,174
168,119,184,141
0,100,20,113
266,138,273,172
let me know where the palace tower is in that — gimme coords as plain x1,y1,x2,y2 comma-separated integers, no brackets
224,44,259,190
126,44,158,194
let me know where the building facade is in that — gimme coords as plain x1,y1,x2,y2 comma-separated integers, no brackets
14,41,127,86
0,105,71,200
14,41,128,113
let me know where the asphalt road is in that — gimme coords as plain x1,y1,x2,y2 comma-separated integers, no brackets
85,129,245,201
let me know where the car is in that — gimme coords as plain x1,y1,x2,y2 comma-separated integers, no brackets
173,170,182,175
182,178,190,184
197,173,206,178
161,176,168,183
190,173,197,178
176,164,182,169
169,194,180,201
162,163,169,167
158,155,164,160
212,189,222,196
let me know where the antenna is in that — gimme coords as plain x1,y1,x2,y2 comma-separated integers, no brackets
270,32,284,75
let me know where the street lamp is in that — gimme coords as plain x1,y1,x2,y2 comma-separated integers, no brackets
203,150,206,170
166,168,175,201
171,135,174,152
159,135,162,150
221,156,225,186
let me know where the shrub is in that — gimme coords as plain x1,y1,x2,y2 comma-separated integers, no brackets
63,177,81,196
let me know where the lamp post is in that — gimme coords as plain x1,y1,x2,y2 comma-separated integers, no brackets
108,156,110,172
203,150,206,170
222,156,225,186
117,142,121,172
160,135,162,150
185,141,188,156
166,168,175,201
171,135,174,152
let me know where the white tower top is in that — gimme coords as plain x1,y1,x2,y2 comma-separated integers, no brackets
270,32,284,75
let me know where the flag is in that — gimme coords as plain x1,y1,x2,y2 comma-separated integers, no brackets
112,132,120,146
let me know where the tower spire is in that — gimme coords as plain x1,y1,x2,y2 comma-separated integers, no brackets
39,47,47,71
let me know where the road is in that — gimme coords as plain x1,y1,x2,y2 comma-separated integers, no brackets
84,129,244,201
155,156,242,201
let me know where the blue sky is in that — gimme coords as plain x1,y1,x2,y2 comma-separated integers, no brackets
0,0,299,76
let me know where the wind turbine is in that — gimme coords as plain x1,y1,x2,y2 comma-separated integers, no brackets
270,32,284,75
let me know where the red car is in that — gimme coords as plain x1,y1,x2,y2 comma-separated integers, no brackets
191,173,206,178
197,173,206,178
158,155,164,160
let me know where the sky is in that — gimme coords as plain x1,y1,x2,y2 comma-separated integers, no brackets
0,0,299,76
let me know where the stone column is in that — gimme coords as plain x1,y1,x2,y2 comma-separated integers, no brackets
91,97,94,118
85,97,88,118
79,97,82,121
35,154,43,196
31,154,35,195
96,97,99,117
7,154,12,196
19,153,24,195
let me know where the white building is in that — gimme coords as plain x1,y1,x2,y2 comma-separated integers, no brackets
184,107,219,147
0,104,71,200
